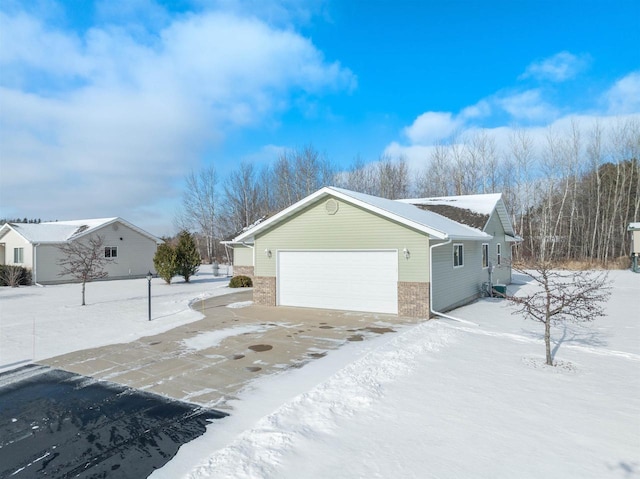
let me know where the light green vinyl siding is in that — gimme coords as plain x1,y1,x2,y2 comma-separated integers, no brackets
233,245,254,266
254,197,429,282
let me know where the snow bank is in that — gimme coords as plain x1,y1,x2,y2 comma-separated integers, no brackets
157,270,639,479
0,266,233,370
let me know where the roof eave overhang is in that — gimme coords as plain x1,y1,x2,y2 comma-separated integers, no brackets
505,234,524,242
448,233,494,241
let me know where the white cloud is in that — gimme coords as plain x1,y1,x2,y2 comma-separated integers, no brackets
605,71,640,115
383,142,437,171
403,111,462,144
520,51,590,82
497,89,558,122
0,8,355,228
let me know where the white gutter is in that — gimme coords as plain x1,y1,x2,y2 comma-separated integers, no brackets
429,238,478,326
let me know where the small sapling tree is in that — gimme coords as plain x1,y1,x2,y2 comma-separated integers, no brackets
153,243,178,284
507,261,612,365
175,230,201,283
57,235,109,305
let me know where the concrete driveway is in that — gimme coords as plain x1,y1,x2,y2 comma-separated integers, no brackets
41,290,421,410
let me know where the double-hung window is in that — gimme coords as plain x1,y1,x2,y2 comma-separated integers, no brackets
482,243,489,268
496,243,502,265
105,246,118,258
14,247,24,264
453,243,464,268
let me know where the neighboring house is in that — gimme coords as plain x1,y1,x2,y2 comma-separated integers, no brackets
629,223,640,273
0,218,162,284
629,223,640,255
224,186,521,318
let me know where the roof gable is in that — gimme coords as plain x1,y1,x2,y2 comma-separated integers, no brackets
231,187,493,243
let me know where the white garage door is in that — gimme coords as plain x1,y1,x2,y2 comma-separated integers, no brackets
277,250,398,314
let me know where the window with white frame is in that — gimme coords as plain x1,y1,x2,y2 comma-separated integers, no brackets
496,243,502,265
14,247,24,264
482,243,489,268
105,246,118,258
453,243,464,268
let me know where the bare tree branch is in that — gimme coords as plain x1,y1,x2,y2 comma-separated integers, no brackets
57,235,110,305
507,261,612,365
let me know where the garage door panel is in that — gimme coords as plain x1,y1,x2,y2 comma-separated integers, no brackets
277,251,398,314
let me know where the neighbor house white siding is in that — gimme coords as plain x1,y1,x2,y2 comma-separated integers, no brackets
0,229,33,267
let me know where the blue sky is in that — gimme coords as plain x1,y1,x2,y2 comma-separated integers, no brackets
1,0,639,235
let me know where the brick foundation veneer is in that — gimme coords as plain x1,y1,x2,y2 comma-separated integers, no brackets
253,276,276,306
398,281,430,318
233,265,254,278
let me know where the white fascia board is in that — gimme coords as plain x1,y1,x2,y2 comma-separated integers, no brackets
233,188,337,243
449,233,494,241
71,217,162,244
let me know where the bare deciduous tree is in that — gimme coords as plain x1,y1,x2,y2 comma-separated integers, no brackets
507,262,611,365
177,166,219,263
57,235,109,306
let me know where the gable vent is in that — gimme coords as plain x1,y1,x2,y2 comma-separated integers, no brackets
325,199,339,215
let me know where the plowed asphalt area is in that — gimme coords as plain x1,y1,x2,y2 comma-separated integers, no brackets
1,289,420,477
0,365,226,478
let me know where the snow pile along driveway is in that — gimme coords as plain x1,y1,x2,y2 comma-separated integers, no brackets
158,269,639,479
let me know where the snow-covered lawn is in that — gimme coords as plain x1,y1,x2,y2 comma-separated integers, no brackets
1,268,638,478
0,265,234,370
158,270,640,479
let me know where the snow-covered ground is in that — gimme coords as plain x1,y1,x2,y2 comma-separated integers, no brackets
1,268,638,478
158,270,640,479
0,265,234,370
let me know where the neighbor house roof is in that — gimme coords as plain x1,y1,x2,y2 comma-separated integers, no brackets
628,223,640,231
0,218,162,244
230,186,494,244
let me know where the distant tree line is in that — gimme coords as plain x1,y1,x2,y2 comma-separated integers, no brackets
177,117,639,266
0,218,46,225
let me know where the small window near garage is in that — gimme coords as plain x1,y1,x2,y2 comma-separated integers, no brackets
482,243,489,268
453,243,464,268
14,247,24,264
105,246,118,258
496,243,502,265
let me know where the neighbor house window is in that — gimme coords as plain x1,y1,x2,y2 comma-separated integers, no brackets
14,247,24,264
496,243,502,265
453,243,464,268
105,246,118,258
482,243,489,268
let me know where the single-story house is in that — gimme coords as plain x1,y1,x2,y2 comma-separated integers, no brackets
629,223,640,255
224,186,521,318
0,218,162,284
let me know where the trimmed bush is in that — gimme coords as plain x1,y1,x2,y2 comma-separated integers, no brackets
0,265,32,287
229,275,252,288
